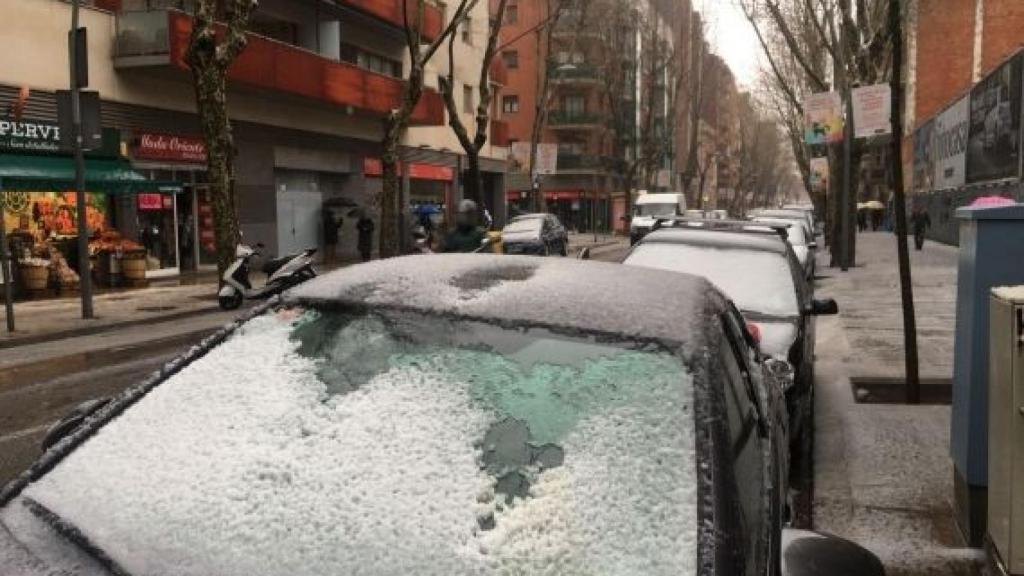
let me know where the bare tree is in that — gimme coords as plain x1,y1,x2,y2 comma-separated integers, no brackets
379,0,472,257
735,92,786,215
438,0,509,205
186,0,258,276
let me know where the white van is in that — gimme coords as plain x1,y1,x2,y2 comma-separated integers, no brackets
630,193,687,244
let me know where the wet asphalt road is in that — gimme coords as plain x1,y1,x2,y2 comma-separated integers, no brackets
0,347,184,487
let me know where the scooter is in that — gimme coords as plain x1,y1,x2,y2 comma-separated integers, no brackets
218,243,318,310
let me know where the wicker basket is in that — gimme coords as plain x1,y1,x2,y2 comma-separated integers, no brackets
122,251,147,281
19,265,49,290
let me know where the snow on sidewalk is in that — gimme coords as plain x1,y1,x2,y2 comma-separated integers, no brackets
812,233,983,576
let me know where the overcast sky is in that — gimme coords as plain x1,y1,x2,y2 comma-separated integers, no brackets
698,0,764,89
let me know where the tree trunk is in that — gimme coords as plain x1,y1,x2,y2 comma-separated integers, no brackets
465,152,483,204
191,51,239,279
380,114,403,258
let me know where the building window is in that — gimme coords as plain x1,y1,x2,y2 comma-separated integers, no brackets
462,17,473,44
502,95,520,113
503,50,519,69
505,4,518,24
562,95,586,116
339,43,401,78
464,85,475,113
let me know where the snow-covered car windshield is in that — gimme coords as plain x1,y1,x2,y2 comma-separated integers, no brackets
6,307,699,576
635,203,678,217
503,217,544,234
626,242,799,317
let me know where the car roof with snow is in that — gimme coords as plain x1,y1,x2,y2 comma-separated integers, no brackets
286,254,723,352
636,227,789,255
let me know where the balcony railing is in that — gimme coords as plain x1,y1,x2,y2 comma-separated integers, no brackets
548,111,604,127
548,63,601,83
556,153,610,171
114,9,444,126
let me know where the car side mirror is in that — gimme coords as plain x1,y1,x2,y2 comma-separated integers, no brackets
782,529,885,576
577,247,592,260
807,241,818,249
806,298,838,316
41,397,112,452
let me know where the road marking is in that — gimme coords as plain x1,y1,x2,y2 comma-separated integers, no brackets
0,422,53,445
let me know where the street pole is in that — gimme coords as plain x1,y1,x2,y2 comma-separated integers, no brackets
592,172,598,242
70,0,94,319
841,94,853,271
0,179,14,333
889,0,920,404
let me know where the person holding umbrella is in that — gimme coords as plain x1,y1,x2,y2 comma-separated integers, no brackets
322,207,342,265
356,212,375,262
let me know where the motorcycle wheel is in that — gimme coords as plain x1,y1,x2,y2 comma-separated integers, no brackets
219,291,243,311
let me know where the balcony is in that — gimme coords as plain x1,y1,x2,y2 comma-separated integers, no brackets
548,63,601,86
114,9,444,126
490,119,510,146
344,0,443,40
556,153,611,173
548,111,605,130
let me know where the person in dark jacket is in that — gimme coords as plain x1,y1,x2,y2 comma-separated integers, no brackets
442,199,486,253
910,208,931,250
356,215,375,262
322,208,342,265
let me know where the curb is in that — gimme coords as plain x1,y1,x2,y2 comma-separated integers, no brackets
0,305,219,351
0,327,217,391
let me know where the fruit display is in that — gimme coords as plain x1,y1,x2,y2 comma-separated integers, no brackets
89,230,144,256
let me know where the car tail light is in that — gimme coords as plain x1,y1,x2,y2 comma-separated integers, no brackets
746,322,762,345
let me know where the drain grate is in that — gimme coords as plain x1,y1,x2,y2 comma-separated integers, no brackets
851,377,952,405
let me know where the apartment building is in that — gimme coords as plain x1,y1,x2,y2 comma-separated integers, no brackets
0,0,507,274
498,0,688,233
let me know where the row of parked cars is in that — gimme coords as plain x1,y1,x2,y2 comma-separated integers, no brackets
0,205,882,575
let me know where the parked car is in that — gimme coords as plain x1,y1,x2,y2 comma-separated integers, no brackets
2,255,805,576
501,213,568,256
630,192,687,244
623,226,838,452
752,217,817,280
752,208,816,239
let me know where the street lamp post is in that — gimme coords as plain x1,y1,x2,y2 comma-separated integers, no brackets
70,0,94,318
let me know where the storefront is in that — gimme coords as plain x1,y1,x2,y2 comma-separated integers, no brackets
364,157,455,230
128,131,213,274
0,118,180,296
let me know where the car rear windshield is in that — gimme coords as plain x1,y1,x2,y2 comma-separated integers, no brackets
626,242,800,317
635,203,678,217
10,308,699,576
503,217,544,234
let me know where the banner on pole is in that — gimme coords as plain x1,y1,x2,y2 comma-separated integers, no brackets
809,156,829,194
852,84,892,139
804,92,844,145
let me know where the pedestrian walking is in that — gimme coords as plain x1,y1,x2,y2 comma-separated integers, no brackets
322,208,342,265
357,214,375,262
857,210,868,232
910,207,931,250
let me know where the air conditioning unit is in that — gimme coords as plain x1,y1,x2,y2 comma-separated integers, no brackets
988,286,1024,576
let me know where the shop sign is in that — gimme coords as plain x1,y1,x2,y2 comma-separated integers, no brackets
809,156,829,194
135,132,207,163
0,119,61,153
932,95,969,190
363,158,454,181
912,120,935,193
137,193,164,211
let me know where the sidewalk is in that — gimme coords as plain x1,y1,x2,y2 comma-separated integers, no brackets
812,232,983,576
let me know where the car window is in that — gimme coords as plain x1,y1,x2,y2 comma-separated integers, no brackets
719,323,767,576
635,203,678,217
7,308,702,576
625,243,800,318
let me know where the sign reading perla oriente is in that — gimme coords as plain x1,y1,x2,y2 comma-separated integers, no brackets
0,119,62,152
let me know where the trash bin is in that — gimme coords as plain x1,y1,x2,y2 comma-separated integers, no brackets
987,286,1024,575
952,204,1024,546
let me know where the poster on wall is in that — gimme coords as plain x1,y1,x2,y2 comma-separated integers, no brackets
804,92,845,145
932,95,969,190
1,191,107,240
912,120,935,193
966,54,1022,183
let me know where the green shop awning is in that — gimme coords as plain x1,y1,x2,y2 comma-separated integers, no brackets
0,154,183,194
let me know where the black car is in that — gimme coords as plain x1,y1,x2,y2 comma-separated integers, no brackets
623,225,837,454
501,213,568,256
2,255,809,576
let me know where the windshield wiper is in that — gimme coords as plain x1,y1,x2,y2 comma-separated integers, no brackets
23,496,134,576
